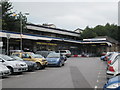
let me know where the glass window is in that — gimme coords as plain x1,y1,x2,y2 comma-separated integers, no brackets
47,53,60,58
111,55,120,65
0,55,15,61
60,51,66,53
22,53,31,58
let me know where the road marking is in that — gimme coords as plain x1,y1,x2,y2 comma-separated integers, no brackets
29,72,36,74
98,75,106,78
9,75,23,78
95,86,97,89
98,72,101,74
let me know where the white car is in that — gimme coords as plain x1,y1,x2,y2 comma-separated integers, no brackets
107,52,119,65
0,64,10,77
0,54,28,74
106,54,120,79
56,50,71,58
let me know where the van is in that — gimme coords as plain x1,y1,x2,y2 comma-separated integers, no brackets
56,50,71,58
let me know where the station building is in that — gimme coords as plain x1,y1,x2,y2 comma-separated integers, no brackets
1,23,120,56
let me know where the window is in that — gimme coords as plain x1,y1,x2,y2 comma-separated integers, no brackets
22,54,31,58
111,55,120,65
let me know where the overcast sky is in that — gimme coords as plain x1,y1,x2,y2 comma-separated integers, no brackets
10,0,119,31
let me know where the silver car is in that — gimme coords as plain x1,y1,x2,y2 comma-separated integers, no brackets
0,63,10,77
0,54,28,74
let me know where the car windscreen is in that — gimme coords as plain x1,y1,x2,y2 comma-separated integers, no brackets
0,55,15,61
60,51,66,53
11,56,23,61
30,53,43,58
47,53,60,58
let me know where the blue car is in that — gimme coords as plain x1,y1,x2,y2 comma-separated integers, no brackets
103,75,120,90
46,52,65,67
100,56,106,60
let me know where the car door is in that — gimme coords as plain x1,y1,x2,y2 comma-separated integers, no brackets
22,53,33,61
112,55,120,74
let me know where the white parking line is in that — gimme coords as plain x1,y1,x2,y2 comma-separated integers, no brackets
29,72,36,74
9,75,23,78
94,86,98,89
98,75,106,78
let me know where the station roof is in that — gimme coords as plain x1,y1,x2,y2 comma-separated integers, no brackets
26,23,80,37
83,36,119,44
1,30,117,46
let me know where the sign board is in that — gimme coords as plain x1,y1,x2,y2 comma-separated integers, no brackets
6,33,10,39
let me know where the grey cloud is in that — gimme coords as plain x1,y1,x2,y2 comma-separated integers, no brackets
12,2,118,30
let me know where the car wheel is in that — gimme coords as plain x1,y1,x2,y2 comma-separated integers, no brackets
42,66,45,69
8,67,13,74
36,63,42,70
62,63,64,66
58,62,62,67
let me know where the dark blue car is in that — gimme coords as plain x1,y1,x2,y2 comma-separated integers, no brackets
46,53,65,67
11,56,37,71
103,75,120,90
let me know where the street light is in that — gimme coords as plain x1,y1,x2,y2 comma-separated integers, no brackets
6,33,10,55
19,12,29,50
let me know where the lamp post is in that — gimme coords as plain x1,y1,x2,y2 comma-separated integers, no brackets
19,12,29,50
6,33,10,55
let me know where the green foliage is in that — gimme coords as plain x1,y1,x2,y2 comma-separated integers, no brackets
81,23,119,42
81,26,97,39
1,0,27,32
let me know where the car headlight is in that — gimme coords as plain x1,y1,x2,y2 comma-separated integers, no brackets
15,64,21,67
107,83,120,89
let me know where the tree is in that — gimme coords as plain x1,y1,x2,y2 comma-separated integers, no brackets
1,0,27,32
1,0,15,30
81,26,97,39
81,23,119,42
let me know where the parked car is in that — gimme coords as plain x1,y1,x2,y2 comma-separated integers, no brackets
10,56,37,71
103,75,120,90
35,51,55,58
100,55,106,60
107,52,119,65
46,53,65,67
0,63,10,77
46,52,65,67
106,54,120,79
104,52,114,61
0,54,28,74
9,50,23,55
55,50,71,58
12,52,48,70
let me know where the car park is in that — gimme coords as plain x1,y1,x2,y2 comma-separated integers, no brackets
10,56,37,71
0,54,28,74
0,63,10,77
106,54,120,79
103,75,120,90
46,52,65,67
55,50,71,58
12,52,48,70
